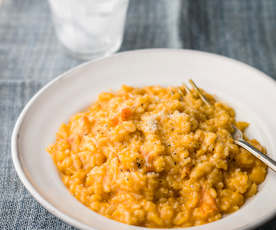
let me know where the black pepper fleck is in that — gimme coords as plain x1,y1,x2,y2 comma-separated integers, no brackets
136,158,143,169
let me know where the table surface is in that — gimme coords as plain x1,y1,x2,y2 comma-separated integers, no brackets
1,0,276,229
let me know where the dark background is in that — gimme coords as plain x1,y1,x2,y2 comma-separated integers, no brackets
0,0,276,229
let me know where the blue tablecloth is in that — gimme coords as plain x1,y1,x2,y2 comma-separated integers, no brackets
1,0,276,229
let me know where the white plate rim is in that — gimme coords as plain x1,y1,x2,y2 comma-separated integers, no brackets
11,49,276,230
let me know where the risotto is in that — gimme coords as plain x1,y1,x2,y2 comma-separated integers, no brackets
47,85,267,228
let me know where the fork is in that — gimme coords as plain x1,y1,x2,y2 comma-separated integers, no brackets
185,79,276,172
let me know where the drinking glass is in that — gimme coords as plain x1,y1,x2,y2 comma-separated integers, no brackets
48,0,129,60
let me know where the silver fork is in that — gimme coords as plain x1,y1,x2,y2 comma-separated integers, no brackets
185,79,276,172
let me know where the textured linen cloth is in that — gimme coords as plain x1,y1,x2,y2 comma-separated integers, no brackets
1,0,276,229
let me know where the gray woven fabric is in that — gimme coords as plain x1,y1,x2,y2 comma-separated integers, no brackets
0,0,276,229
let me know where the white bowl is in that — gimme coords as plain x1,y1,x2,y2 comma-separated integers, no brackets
12,49,276,230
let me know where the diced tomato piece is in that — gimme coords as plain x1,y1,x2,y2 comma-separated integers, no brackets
111,117,119,126
121,108,132,121
199,188,217,217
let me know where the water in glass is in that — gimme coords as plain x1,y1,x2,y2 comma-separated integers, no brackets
48,0,129,60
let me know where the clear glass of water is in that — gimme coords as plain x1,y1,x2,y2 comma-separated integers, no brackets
48,0,129,60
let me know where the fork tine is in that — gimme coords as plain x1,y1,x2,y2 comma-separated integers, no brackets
188,79,211,107
182,83,191,94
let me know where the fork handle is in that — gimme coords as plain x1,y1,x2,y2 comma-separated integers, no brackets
235,139,276,172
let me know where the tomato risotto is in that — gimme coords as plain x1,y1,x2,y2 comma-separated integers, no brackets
47,85,267,227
